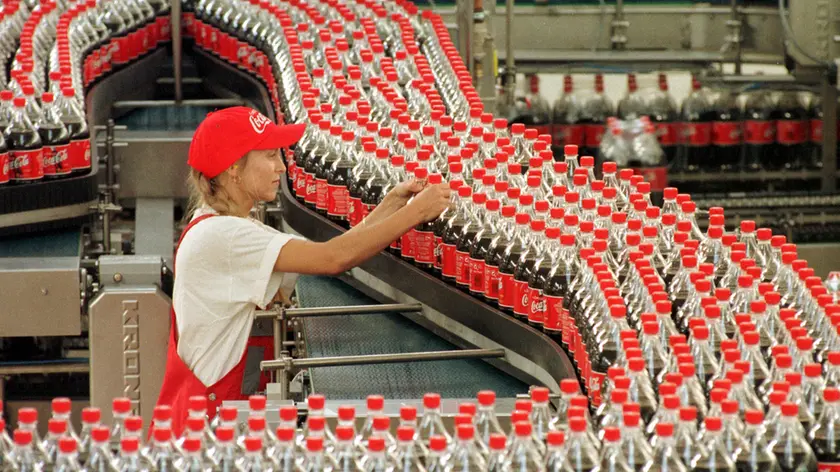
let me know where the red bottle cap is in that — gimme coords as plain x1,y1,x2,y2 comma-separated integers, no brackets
704,417,722,431
424,393,441,409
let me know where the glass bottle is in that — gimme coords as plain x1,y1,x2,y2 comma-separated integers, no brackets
734,410,780,472
650,423,688,472
690,417,736,472
446,425,486,472
331,426,360,472
419,394,451,445
768,403,818,472
504,422,543,472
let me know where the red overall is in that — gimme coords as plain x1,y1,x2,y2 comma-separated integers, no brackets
155,214,276,436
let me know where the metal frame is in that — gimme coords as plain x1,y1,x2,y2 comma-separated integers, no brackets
443,4,785,74
254,303,424,369
254,302,511,400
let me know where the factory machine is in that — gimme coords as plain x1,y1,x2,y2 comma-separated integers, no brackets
1,0,840,434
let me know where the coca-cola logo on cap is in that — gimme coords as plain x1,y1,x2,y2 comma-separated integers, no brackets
249,110,272,134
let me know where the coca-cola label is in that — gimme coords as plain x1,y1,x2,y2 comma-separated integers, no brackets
441,243,457,278
183,12,196,37
43,144,71,177
83,57,92,86
147,19,161,46
218,31,232,60
132,29,143,58
131,29,143,59
111,37,127,65
68,139,91,171
195,20,206,46
10,149,44,181
818,463,840,472
414,230,435,264
811,119,824,144
304,173,317,204
712,121,742,146
390,238,400,251
123,32,135,62
158,15,171,41
213,30,226,57
455,250,471,286
531,124,551,139
237,42,250,68
327,184,349,217
513,279,530,318
484,264,501,301
401,230,416,259
631,167,667,192
561,306,572,348
527,287,546,325
554,124,585,147
654,122,679,147
590,369,606,407
544,295,563,331
777,119,808,145
228,36,241,64
433,236,443,270
206,27,218,52
469,257,485,294
0,152,10,184
576,335,586,379
364,204,376,220
99,44,112,74
139,24,152,53
348,197,364,227
584,124,605,147
295,168,307,198
315,178,328,210
499,273,516,309
681,122,712,146
744,120,775,144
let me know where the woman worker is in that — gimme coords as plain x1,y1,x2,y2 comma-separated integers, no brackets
155,106,451,433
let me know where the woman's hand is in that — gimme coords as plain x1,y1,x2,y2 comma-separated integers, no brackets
388,179,426,206
406,183,452,223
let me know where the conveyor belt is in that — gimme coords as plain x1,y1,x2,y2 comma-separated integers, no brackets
0,229,82,258
295,275,528,399
116,105,215,131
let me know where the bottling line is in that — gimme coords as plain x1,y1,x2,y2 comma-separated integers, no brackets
0,0,839,440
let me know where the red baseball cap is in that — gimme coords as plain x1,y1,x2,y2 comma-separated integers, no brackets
188,107,305,178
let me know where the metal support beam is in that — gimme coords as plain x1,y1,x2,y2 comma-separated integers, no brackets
261,347,506,400
171,0,183,103
726,0,743,74
253,302,422,382
822,74,838,193
92,121,126,255
610,0,628,50
254,303,422,319
261,348,506,371
502,0,515,110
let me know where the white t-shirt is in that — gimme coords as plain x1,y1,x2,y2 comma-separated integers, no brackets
173,208,301,386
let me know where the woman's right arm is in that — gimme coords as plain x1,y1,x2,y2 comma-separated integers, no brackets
273,183,451,275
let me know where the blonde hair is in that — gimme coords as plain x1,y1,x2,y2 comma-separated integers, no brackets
186,155,249,219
